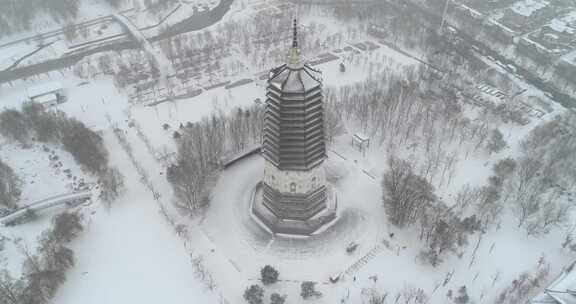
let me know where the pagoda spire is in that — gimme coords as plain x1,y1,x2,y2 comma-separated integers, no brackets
288,18,301,66
292,18,298,48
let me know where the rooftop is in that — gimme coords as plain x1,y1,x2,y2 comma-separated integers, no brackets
26,81,63,99
532,263,576,304
33,93,58,105
511,0,549,17
269,64,322,93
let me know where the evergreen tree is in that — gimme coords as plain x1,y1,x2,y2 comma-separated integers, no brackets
260,265,279,285
270,293,286,304
0,160,21,208
243,285,264,304
61,119,108,174
0,109,29,143
301,281,321,299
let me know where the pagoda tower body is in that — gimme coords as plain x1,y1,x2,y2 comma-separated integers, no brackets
252,20,336,235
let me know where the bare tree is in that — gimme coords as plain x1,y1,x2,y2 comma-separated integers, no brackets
526,189,571,235
0,270,22,304
0,109,29,143
496,262,550,304
401,286,428,304
369,294,386,304
324,100,345,144
167,106,264,218
0,160,21,209
486,129,507,154
60,118,109,174
383,157,435,227
50,212,83,244
493,158,517,178
99,167,125,208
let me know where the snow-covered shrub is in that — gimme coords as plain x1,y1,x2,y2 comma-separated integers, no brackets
493,158,517,178
301,281,321,299
270,293,286,304
243,284,264,304
260,265,279,285
18,208,38,225
51,212,83,244
417,248,443,268
454,286,469,304
486,129,507,154
325,160,348,185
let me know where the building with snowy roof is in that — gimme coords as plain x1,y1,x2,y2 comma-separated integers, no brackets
26,81,66,108
557,51,576,85
531,263,576,304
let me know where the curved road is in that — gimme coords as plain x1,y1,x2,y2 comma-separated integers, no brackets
0,190,92,225
0,0,234,84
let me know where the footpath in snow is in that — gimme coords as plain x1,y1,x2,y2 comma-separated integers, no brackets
52,130,220,304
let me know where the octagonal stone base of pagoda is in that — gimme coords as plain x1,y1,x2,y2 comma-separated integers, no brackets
250,182,338,236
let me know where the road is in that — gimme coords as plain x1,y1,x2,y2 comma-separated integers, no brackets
0,15,117,49
0,190,92,226
0,0,234,84
397,0,576,108
286,0,576,108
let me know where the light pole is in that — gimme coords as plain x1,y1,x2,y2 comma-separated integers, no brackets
439,0,452,34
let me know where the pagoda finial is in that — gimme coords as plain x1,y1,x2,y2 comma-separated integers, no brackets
292,18,298,48
289,18,301,66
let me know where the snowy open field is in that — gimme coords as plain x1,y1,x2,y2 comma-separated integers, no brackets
0,142,92,277
50,131,221,304
1,1,575,304
0,30,424,303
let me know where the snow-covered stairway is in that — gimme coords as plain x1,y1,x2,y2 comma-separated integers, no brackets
344,243,384,276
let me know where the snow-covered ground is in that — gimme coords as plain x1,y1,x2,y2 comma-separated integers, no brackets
549,10,576,34
0,0,118,45
0,142,92,278
51,131,221,304
511,0,549,17
0,215,53,277
129,41,418,155
0,75,128,130
1,2,575,304
0,31,413,304
1,46,568,304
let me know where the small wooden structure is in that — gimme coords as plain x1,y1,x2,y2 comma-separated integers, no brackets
346,242,359,254
26,82,66,108
352,133,370,153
